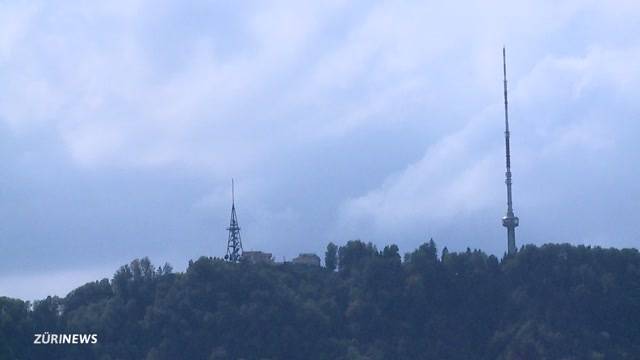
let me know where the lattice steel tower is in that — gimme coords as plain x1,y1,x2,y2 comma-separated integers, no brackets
501,47,519,255
224,179,243,262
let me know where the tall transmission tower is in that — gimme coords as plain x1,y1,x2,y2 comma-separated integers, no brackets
501,47,519,255
225,179,243,262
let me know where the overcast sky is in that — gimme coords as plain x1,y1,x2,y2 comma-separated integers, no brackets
1,0,639,300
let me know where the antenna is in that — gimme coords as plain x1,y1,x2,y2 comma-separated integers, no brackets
503,47,512,213
501,47,519,255
225,179,243,262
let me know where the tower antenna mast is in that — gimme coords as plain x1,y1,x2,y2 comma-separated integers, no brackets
225,179,243,262
502,47,519,255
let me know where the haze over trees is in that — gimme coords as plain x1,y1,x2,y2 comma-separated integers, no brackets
2,241,640,359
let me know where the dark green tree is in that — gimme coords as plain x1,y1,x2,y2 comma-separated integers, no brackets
3,243,640,359
325,242,338,271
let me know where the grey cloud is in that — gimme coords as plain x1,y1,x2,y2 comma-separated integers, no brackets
0,1,639,299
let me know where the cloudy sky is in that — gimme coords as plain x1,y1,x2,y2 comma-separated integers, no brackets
1,0,639,300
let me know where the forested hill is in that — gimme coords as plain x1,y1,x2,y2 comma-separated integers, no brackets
2,241,640,359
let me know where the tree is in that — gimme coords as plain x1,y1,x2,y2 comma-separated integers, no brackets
381,245,400,261
338,240,377,275
163,263,173,274
441,246,449,261
3,243,640,359
325,242,338,271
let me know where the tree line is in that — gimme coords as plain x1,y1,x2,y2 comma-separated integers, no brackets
2,240,640,359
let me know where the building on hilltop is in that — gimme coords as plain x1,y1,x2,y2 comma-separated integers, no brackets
242,251,274,264
291,253,321,266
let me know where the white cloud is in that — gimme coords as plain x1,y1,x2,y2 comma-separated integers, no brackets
2,0,635,172
340,108,502,230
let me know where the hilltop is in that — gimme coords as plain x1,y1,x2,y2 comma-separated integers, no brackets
2,241,640,359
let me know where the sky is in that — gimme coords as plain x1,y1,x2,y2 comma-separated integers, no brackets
1,0,640,300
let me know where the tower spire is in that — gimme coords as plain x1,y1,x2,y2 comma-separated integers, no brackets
502,47,519,255
225,179,243,262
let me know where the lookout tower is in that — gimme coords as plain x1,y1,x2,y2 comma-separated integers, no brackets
225,179,243,262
